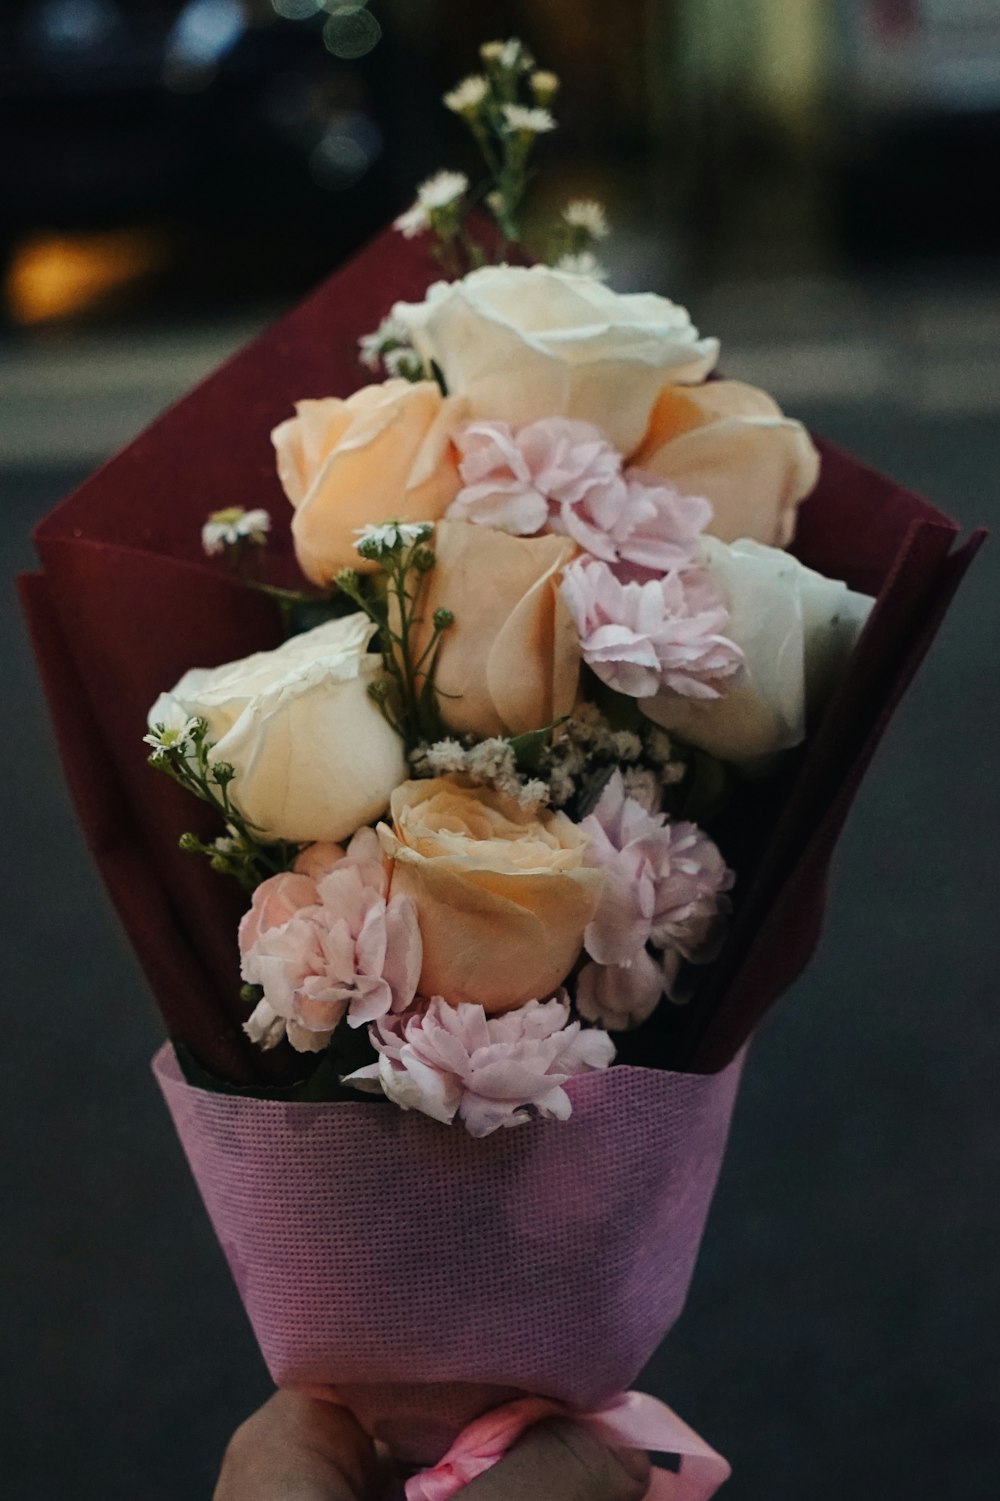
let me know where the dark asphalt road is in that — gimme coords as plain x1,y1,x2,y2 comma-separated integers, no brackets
5,400,998,1500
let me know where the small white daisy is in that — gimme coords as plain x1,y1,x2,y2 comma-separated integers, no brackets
144,711,201,756
393,170,469,238
201,507,270,556
443,74,488,113
502,104,556,134
555,251,608,280
531,69,560,101
354,521,433,556
394,201,429,239
417,169,469,209
563,199,610,240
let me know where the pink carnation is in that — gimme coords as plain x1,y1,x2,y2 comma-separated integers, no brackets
576,951,673,1032
561,554,744,701
345,996,615,1137
449,418,621,535
239,828,422,1053
606,473,713,578
575,772,733,1030
448,418,712,573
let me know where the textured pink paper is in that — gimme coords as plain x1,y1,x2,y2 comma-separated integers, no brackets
154,1044,743,1465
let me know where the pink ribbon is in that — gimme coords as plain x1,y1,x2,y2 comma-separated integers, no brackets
402,1390,731,1501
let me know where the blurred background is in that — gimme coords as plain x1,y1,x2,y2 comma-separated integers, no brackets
4,1,998,1498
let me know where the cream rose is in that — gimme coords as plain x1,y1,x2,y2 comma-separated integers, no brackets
631,381,821,547
272,379,468,585
379,777,604,1012
148,615,406,843
413,519,580,738
640,538,874,762
392,265,719,456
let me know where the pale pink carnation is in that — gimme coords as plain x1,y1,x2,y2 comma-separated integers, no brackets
449,418,621,535
561,554,744,701
606,473,713,577
576,951,674,1032
345,996,615,1137
575,771,733,1029
239,828,421,1053
448,418,712,574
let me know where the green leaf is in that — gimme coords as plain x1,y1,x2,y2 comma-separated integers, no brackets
508,720,563,773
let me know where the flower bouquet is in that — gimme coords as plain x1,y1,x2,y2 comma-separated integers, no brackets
20,37,982,1500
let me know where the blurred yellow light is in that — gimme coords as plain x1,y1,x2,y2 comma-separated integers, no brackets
5,229,167,326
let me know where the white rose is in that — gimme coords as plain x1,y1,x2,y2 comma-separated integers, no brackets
148,615,406,843
392,264,719,456
641,538,874,763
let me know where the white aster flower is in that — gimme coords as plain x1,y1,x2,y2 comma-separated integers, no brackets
563,198,610,239
480,39,505,62
444,74,488,113
354,520,433,556
201,507,271,556
394,201,430,239
143,707,201,756
502,104,556,134
418,168,469,209
531,70,560,103
393,170,469,239
554,250,608,280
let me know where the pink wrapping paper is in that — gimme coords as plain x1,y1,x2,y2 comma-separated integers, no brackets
154,1042,743,1467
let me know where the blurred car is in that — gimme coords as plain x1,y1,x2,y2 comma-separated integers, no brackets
0,0,401,319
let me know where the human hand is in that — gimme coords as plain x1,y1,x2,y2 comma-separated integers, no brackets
214,1392,650,1500
213,1392,383,1501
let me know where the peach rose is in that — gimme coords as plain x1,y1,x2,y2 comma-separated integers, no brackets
413,519,580,738
378,777,604,1012
630,381,820,548
272,379,468,585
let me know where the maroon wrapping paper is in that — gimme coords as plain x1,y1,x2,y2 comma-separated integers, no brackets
20,227,984,1081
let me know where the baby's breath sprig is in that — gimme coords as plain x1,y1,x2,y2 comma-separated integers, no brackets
335,521,454,750
144,717,297,889
358,314,425,382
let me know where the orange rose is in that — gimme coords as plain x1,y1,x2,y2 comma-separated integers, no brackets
631,380,820,548
379,777,604,1012
272,379,468,584
413,519,579,738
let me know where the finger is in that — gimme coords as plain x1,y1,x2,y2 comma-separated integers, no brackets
457,1416,650,1501
214,1391,382,1501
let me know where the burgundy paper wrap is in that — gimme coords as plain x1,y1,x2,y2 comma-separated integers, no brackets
20,227,983,1078
154,1041,743,1465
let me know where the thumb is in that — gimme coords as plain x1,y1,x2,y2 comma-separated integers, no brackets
457,1416,650,1500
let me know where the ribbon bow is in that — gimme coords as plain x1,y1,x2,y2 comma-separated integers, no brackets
404,1390,730,1500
